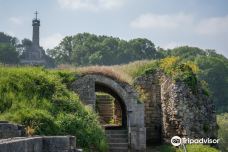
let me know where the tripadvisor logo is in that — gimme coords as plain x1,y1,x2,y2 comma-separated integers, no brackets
171,136,219,146
171,136,182,146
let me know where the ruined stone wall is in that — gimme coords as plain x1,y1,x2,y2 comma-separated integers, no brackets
0,136,78,152
71,75,95,107
0,122,80,152
0,121,25,139
160,74,217,142
134,71,217,144
134,72,162,145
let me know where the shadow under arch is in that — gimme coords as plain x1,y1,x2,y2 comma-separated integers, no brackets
95,82,127,129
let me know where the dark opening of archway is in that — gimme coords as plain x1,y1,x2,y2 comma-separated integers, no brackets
95,82,127,129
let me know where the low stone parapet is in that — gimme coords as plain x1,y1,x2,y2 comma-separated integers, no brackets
0,121,25,139
0,136,79,152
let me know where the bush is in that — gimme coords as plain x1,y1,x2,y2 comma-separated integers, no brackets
177,144,219,152
0,66,107,151
157,144,219,152
217,113,228,152
136,57,200,94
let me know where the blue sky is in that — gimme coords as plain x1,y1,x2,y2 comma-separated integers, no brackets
0,0,228,57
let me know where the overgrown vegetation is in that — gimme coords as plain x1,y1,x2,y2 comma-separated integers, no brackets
0,66,108,152
58,57,206,95
217,113,228,152
150,144,219,152
139,57,198,90
162,46,228,113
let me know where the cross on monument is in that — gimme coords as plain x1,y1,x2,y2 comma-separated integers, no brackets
35,11,38,19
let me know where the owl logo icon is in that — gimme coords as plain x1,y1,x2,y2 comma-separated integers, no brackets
171,136,182,146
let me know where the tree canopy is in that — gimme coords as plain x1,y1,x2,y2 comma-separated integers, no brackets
47,33,162,66
0,32,19,64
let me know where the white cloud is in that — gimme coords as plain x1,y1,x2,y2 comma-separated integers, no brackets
130,13,193,30
41,33,64,49
9,17,23,25
196,15,228,35
57,0,125,11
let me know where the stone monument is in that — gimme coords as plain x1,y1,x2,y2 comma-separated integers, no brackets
20,11,49,66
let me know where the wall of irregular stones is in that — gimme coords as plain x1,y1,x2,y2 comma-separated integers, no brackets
134,71,217,145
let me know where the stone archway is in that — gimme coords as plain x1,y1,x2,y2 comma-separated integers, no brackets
95,82,127,129
71,74,146,151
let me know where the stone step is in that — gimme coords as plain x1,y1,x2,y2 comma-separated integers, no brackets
107,134,127,138
97,102,114,105
106,130,129,151
108,137,128,143
109,148,129,152
109,143,128,149
97,108,114,111
96,99,113,103
105,130,128,134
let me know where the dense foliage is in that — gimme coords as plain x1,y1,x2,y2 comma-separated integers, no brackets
47,33,162,65
151,144,219,152
163,46,228,113
0,66,107,151
0,32,19,64
217,113,228,152
127,57,199,94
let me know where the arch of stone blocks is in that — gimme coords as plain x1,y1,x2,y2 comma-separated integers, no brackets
71,74,146,151
70,72,217,150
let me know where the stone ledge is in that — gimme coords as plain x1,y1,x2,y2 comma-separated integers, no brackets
0,136,79,152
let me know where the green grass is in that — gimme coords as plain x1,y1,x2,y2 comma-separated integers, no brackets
157,144,219,152
0,66,108,152
217,113,228,152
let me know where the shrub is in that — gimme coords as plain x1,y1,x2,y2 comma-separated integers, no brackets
0,66,107,151
177,144,219,152
135,57,200,94
217,113,228,152
157,144,219,152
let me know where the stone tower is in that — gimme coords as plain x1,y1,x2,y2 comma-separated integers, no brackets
20,11,47,66
32,11,40,47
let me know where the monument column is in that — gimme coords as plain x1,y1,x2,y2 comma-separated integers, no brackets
32,11,40,47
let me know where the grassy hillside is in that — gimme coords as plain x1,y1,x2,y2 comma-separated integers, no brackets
0,66,107,152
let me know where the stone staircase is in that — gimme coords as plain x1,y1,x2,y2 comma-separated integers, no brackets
105,129,129,152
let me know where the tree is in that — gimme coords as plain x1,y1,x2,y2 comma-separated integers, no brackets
195,56,228,113
47,33,162,66
128,38,159,61
0,43,19,64
0,32,19,64
0,32,18,47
